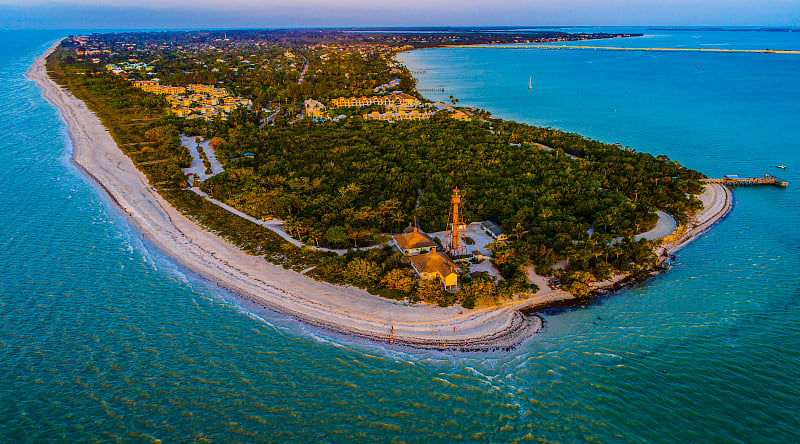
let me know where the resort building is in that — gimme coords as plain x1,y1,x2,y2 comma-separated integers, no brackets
158,86,187,95
410,251,460,291
364,109,434,122
390,92,420,107
331,92,421,109
171,108,192,117
133,81,251,121
392,227,437,256
431,102,472,121
133,81,186,96
189,84,215,93
304,99,326,119
451,110,470,121
166,95,192,108
133,80,159,89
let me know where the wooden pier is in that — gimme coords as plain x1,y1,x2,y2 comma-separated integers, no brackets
703,174,788,187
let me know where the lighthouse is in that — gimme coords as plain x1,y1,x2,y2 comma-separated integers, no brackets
445,187,465,256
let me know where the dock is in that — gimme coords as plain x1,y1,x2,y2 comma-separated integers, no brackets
703,174,788,187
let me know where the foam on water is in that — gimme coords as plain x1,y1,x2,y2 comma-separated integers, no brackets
1,28,799,442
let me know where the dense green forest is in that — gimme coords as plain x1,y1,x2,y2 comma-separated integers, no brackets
185,112,702,294
51,28,705,306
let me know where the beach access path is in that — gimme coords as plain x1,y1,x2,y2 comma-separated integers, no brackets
637,210,677,241
188,187,383,256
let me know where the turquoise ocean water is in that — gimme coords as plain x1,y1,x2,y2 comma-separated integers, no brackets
2,28,799,441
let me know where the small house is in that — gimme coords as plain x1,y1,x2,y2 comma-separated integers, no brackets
410,251,459,290
480,221,506,241
392,227,437,256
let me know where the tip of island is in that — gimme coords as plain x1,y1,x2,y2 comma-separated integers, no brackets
29,28,735,351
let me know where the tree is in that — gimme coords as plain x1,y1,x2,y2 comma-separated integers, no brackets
564,270,595,297
145,125,176,142
343,258,381,288
416,279,444,305
308,227,324,247
324,226,348,248
209,136,225,148
398,75,415,91
391,210,406,231
381,268,416,294
458,278,496,309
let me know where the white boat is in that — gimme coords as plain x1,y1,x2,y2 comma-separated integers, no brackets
528,75,532,89
777,165,787,169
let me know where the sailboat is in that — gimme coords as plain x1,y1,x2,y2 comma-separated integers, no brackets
528,75,532,89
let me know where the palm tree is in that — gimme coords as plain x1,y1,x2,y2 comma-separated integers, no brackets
392,210,406,231
511,222,529,241
283,216,297,238
347,227,360,248
309,227,323,247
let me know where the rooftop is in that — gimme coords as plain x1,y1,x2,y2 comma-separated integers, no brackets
393,227,437,251
410,251,458,279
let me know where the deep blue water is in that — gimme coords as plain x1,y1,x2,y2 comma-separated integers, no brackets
2,28,799,442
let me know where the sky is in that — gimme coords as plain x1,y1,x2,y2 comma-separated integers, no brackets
1,0,799,29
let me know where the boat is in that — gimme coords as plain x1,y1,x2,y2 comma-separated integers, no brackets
528,75,532,89
777,165,787,169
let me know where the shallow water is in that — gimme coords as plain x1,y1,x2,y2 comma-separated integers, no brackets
1,28,799,442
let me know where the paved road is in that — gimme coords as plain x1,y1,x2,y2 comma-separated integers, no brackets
180,135,224,181
297,56,309,83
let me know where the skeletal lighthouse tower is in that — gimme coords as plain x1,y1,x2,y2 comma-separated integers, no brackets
446,187,465,256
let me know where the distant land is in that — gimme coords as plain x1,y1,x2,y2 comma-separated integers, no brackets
648,26,799,32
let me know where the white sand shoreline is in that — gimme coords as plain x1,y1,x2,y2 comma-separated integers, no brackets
663,182,733,256
28,42,732,352
28,42,547,351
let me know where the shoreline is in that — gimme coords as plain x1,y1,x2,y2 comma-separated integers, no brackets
28,42,548,352
29,42,732,352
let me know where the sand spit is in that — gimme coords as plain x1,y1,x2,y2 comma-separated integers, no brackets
28,42,732,352
663,183,733,255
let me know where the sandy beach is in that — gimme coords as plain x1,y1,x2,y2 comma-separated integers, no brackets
28,43,733,351
663,182,733,255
